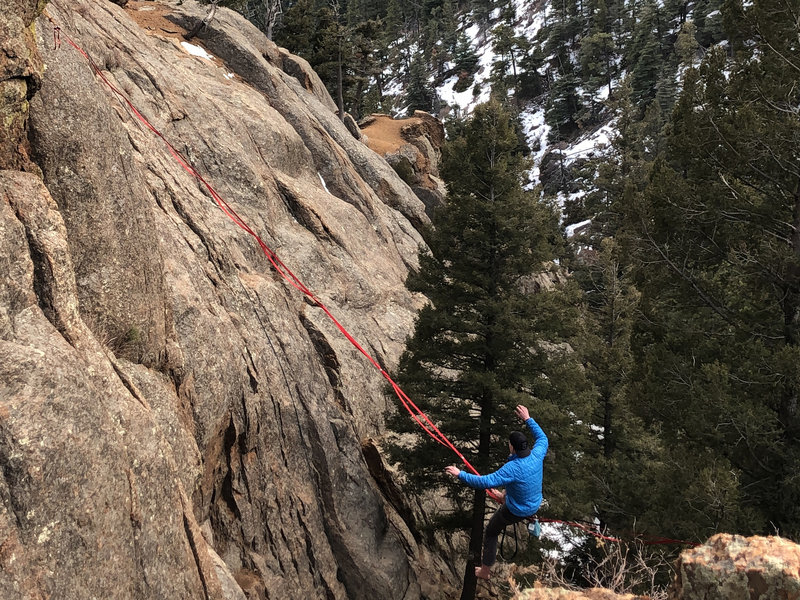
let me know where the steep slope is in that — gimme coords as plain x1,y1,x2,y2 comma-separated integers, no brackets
1,0,457,598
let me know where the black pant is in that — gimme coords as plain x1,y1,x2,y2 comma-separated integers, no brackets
482,504,528,567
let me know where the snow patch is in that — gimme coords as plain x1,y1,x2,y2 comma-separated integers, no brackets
181,42,214,61
318,172,330,194
540,522,588,559
567,125,613,161
519,106,550,187
565,219,592,238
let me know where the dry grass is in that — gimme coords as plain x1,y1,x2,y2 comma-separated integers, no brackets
510,540,675,600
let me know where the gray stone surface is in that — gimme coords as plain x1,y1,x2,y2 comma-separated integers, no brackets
0,0,44,171
0,0,457,598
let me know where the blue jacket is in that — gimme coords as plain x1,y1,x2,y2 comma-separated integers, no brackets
458,417,548,517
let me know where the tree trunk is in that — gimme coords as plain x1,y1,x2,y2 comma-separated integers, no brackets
780,180,800,435
459,195,498,599
337,47,345,121
461,393,494,600
461,488,485,600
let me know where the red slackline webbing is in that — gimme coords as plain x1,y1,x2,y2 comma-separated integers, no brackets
48,19,487,479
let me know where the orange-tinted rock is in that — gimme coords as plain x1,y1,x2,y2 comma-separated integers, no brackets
670,534,800,600
361,112,447,216
1,0,450,598
515,582,648,600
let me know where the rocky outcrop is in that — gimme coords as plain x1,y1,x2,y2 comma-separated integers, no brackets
515,586,646,600
0,0,45,172
1,0,457,598
514,535,800,600
670,534,800,600
361,112,447,218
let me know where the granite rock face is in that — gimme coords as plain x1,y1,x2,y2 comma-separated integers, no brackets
1,0,456,598
670,534,800,600
0,0,45,171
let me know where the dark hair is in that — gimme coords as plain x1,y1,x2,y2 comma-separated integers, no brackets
509,431,530,457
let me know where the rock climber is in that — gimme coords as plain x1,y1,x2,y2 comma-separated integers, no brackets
445,404,548,580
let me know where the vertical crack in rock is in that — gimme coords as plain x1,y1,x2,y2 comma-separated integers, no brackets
276,178,345,248
221,446,240,520
292,386,392,600
11,202,66,338
299,314,349,414
361,439,422,544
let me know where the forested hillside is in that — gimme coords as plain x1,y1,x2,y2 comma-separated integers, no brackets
220,0,798,591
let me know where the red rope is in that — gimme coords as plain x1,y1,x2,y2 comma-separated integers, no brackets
46,19,487,475
48,20,694,546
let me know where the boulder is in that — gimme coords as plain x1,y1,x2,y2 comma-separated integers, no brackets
670,534,800,600
515,535,800,600
515,584,647,600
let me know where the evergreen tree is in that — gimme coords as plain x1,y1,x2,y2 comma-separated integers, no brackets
629,0,665,105
674,20,699,69
405,50,436,114
580,0,617,102
453,32,480,74
440,0,460,55
490,6,531,100
545,72,583,140
384,0,406,39
693,0,725,47
346,19,385,119
570,237,676,540
543,0,584,139
617,0,800,537
654,64,678,111
273,0,315,56
471,0,495,28
313,2,351,118
517,44,547,100
388,99,593,599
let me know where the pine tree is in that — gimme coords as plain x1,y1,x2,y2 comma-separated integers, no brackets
273,0,315,56
543,0,584,139
629,0,665,105
311,2,352,118
453,32,479,74
674,20,699,69
617,0,800,536
388,99,593,599
440,0,460,55
570,237,671,537
693,0,725,47
346,19,385,119
405,50,435,114
545,72,582,140
384,0,406,39
490,6,532,100
580,0,617,101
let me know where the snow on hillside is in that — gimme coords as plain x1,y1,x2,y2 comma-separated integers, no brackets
430,0,615,203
